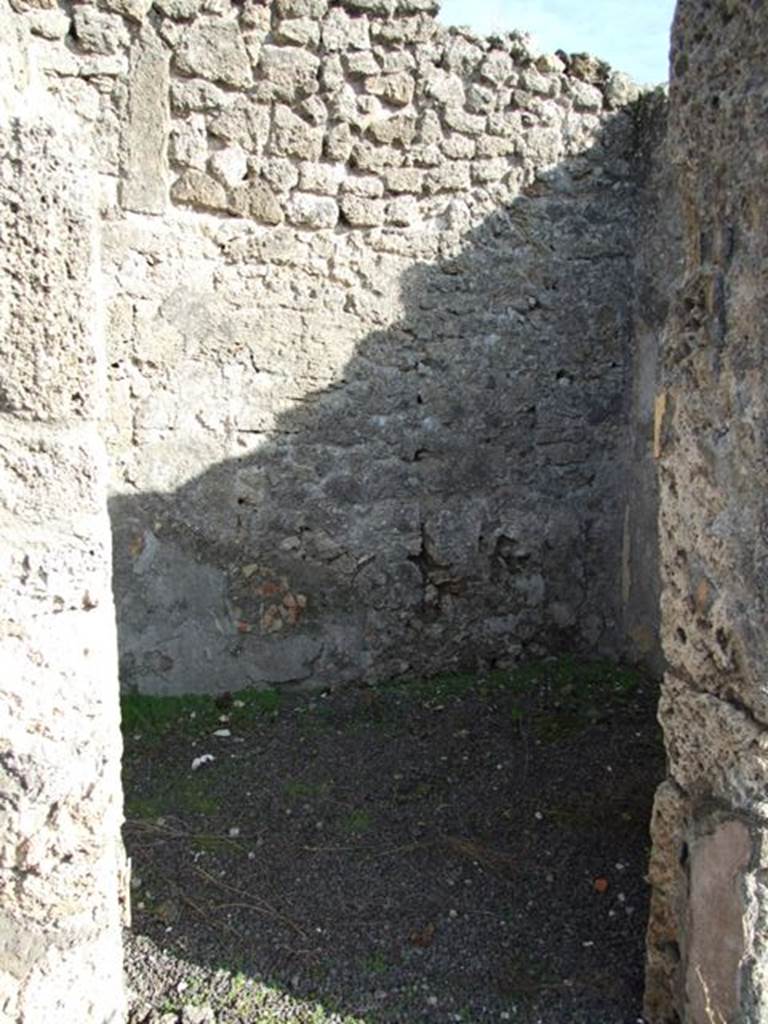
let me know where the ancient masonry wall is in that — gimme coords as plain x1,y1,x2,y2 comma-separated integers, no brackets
12,0,657,693
644,1,768,1021
0,3,126,1020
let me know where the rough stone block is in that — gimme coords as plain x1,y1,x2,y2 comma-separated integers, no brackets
322,7,370,51
367,112,417,146
340,194,385,226
443,105,487,136
386,193,418,225
257,45,319,101
72,7,127,53
274,16,320,47
346,50,380,76
171,169,227,211
175,19,253,88
228,179,284,223
365,71,415,107
275,0,327,15
169,113,208,169
98,0,152,20
383,166,424,193
270,103,323,160
286,192,339,228
298,161,344,195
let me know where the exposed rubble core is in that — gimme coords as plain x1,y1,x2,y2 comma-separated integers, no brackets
18,0,655,692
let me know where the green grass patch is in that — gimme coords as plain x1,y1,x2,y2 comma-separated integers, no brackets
361,951,389,975
372,657,642,710
121,691,217,735
121,686,282,740
124,769,219,821
284,778,332,801
341,808,373,834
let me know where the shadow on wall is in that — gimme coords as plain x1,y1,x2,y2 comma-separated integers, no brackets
109,108,658,696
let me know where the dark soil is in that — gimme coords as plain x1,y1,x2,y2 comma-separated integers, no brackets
122,659,663,1024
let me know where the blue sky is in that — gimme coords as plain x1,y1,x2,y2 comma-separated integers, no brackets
437,0,676,85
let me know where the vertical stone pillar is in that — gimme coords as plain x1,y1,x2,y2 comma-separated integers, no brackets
0,5,126,1022
645,0,768,1021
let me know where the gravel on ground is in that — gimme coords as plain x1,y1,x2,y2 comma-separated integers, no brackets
122,658,663,1024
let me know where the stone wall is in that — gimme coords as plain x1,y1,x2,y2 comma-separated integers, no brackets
644,1,768,1021
0,4,126,1020
13,0,657,692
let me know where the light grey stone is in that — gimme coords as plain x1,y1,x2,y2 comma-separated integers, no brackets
465,82,495,114
154,0,204,18
383,166,424,193
605,71,641,109
170,76,229,114
286,192,339,228
257,44,319,101
270,103,323,160
120,26,169,215
346,50,380,76
324,122,354,162
341,174,384,197
480,49,513,84
386,193,418,225
566,77,605,112
443,105,487,135
298,161,343,194
422,67,465,106
175,19,253,88
368,112,417,145
441,132,475,159
274,16,320,47
275,0,327,15
262,156,300,191
169,113,208,169
97,0,152,20
340,194,385,226
322,7,370,51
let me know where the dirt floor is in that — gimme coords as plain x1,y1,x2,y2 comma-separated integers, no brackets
121,658,664,1024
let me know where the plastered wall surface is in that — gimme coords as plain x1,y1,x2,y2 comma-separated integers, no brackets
0,4,126,1020
12,0,656,692
643,1,768,1021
